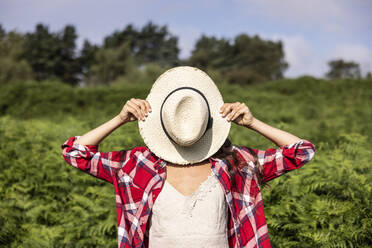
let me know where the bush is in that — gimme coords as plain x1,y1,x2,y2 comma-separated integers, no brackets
0,77,371,247
263,133,372,247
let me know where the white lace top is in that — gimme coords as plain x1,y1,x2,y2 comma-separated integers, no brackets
148,173,229,248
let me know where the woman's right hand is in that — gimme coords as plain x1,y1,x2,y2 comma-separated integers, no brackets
118,98,152,124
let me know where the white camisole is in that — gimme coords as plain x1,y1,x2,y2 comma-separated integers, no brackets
148,173,229,248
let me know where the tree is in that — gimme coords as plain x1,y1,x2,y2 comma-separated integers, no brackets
326,59,361,79
188,34,288,84
103,22,180,66
231,34,287,80
22,23,80,85
0,24,5,39
189,35,231,70
57,25,81,85
89,43,133,85
136,22,179,66
365,72,372,79
0,30,33,84
104,24,138,51
79,39,99,83
23,24,58,81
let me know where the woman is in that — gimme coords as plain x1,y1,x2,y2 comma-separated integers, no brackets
62,66,315,248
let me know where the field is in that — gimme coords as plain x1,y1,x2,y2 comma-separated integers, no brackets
0,77,371,247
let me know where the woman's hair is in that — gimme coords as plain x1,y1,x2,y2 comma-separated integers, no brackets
213,138,268,189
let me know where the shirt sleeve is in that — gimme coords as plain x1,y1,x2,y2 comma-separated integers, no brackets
239,139,316,183
61,136,133,184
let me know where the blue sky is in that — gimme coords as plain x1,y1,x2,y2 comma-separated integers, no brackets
1,0,371,77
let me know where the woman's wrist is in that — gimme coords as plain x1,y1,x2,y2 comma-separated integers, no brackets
245,117,259,130
115,114,128,126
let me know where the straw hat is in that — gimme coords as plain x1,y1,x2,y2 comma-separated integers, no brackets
138,66,231,165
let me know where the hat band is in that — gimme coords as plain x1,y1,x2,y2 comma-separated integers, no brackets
160,86,213,146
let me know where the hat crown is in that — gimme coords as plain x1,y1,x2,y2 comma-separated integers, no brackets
161,89,209,147
139,66,231,165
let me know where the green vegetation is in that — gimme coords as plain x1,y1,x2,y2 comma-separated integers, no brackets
189,34,287,84
0,77,371,247
326,59,362,80
0,22,291,86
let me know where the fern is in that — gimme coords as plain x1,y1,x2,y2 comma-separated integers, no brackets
1,79,371,247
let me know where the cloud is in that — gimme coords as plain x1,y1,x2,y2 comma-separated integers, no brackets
269,35,327,77
235,0,372,34
269,34,372,77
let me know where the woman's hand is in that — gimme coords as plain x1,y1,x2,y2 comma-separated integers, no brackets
118,98,152,124
220,102,254,127
220,102,302,146
74,98,152,146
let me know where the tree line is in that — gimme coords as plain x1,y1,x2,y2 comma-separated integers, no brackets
0,22,369,86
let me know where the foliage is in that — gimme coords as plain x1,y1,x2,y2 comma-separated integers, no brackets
326,59,361,79
0,117,134,248
0,30,33,84
0,22,292,86
0,77,371,247
110,63,172,86
88,43,134,85
189,34,288,84
0,22,181,85
188,35,231,70
79,39,99,83
263,133,372,247
3,21,371,87
104,22,180,67
22,23,81,85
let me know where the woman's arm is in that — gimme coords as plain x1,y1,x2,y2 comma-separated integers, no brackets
246,117,301,147
221,102,315,183
75,115,126,146
75,98,152,146
62,98,151,183
220,102,300,146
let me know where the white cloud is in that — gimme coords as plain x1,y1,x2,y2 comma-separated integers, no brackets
269,35,372,77
269,35,327,77
235,0,372,34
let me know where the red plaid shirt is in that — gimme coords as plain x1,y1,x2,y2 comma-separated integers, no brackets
62,136,315,248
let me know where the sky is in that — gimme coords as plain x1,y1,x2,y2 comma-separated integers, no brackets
1,0,371,77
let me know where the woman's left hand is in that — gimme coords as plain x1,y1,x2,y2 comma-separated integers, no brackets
220,102,254,127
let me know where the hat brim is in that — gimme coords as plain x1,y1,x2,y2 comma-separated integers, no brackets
138,66,231,165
